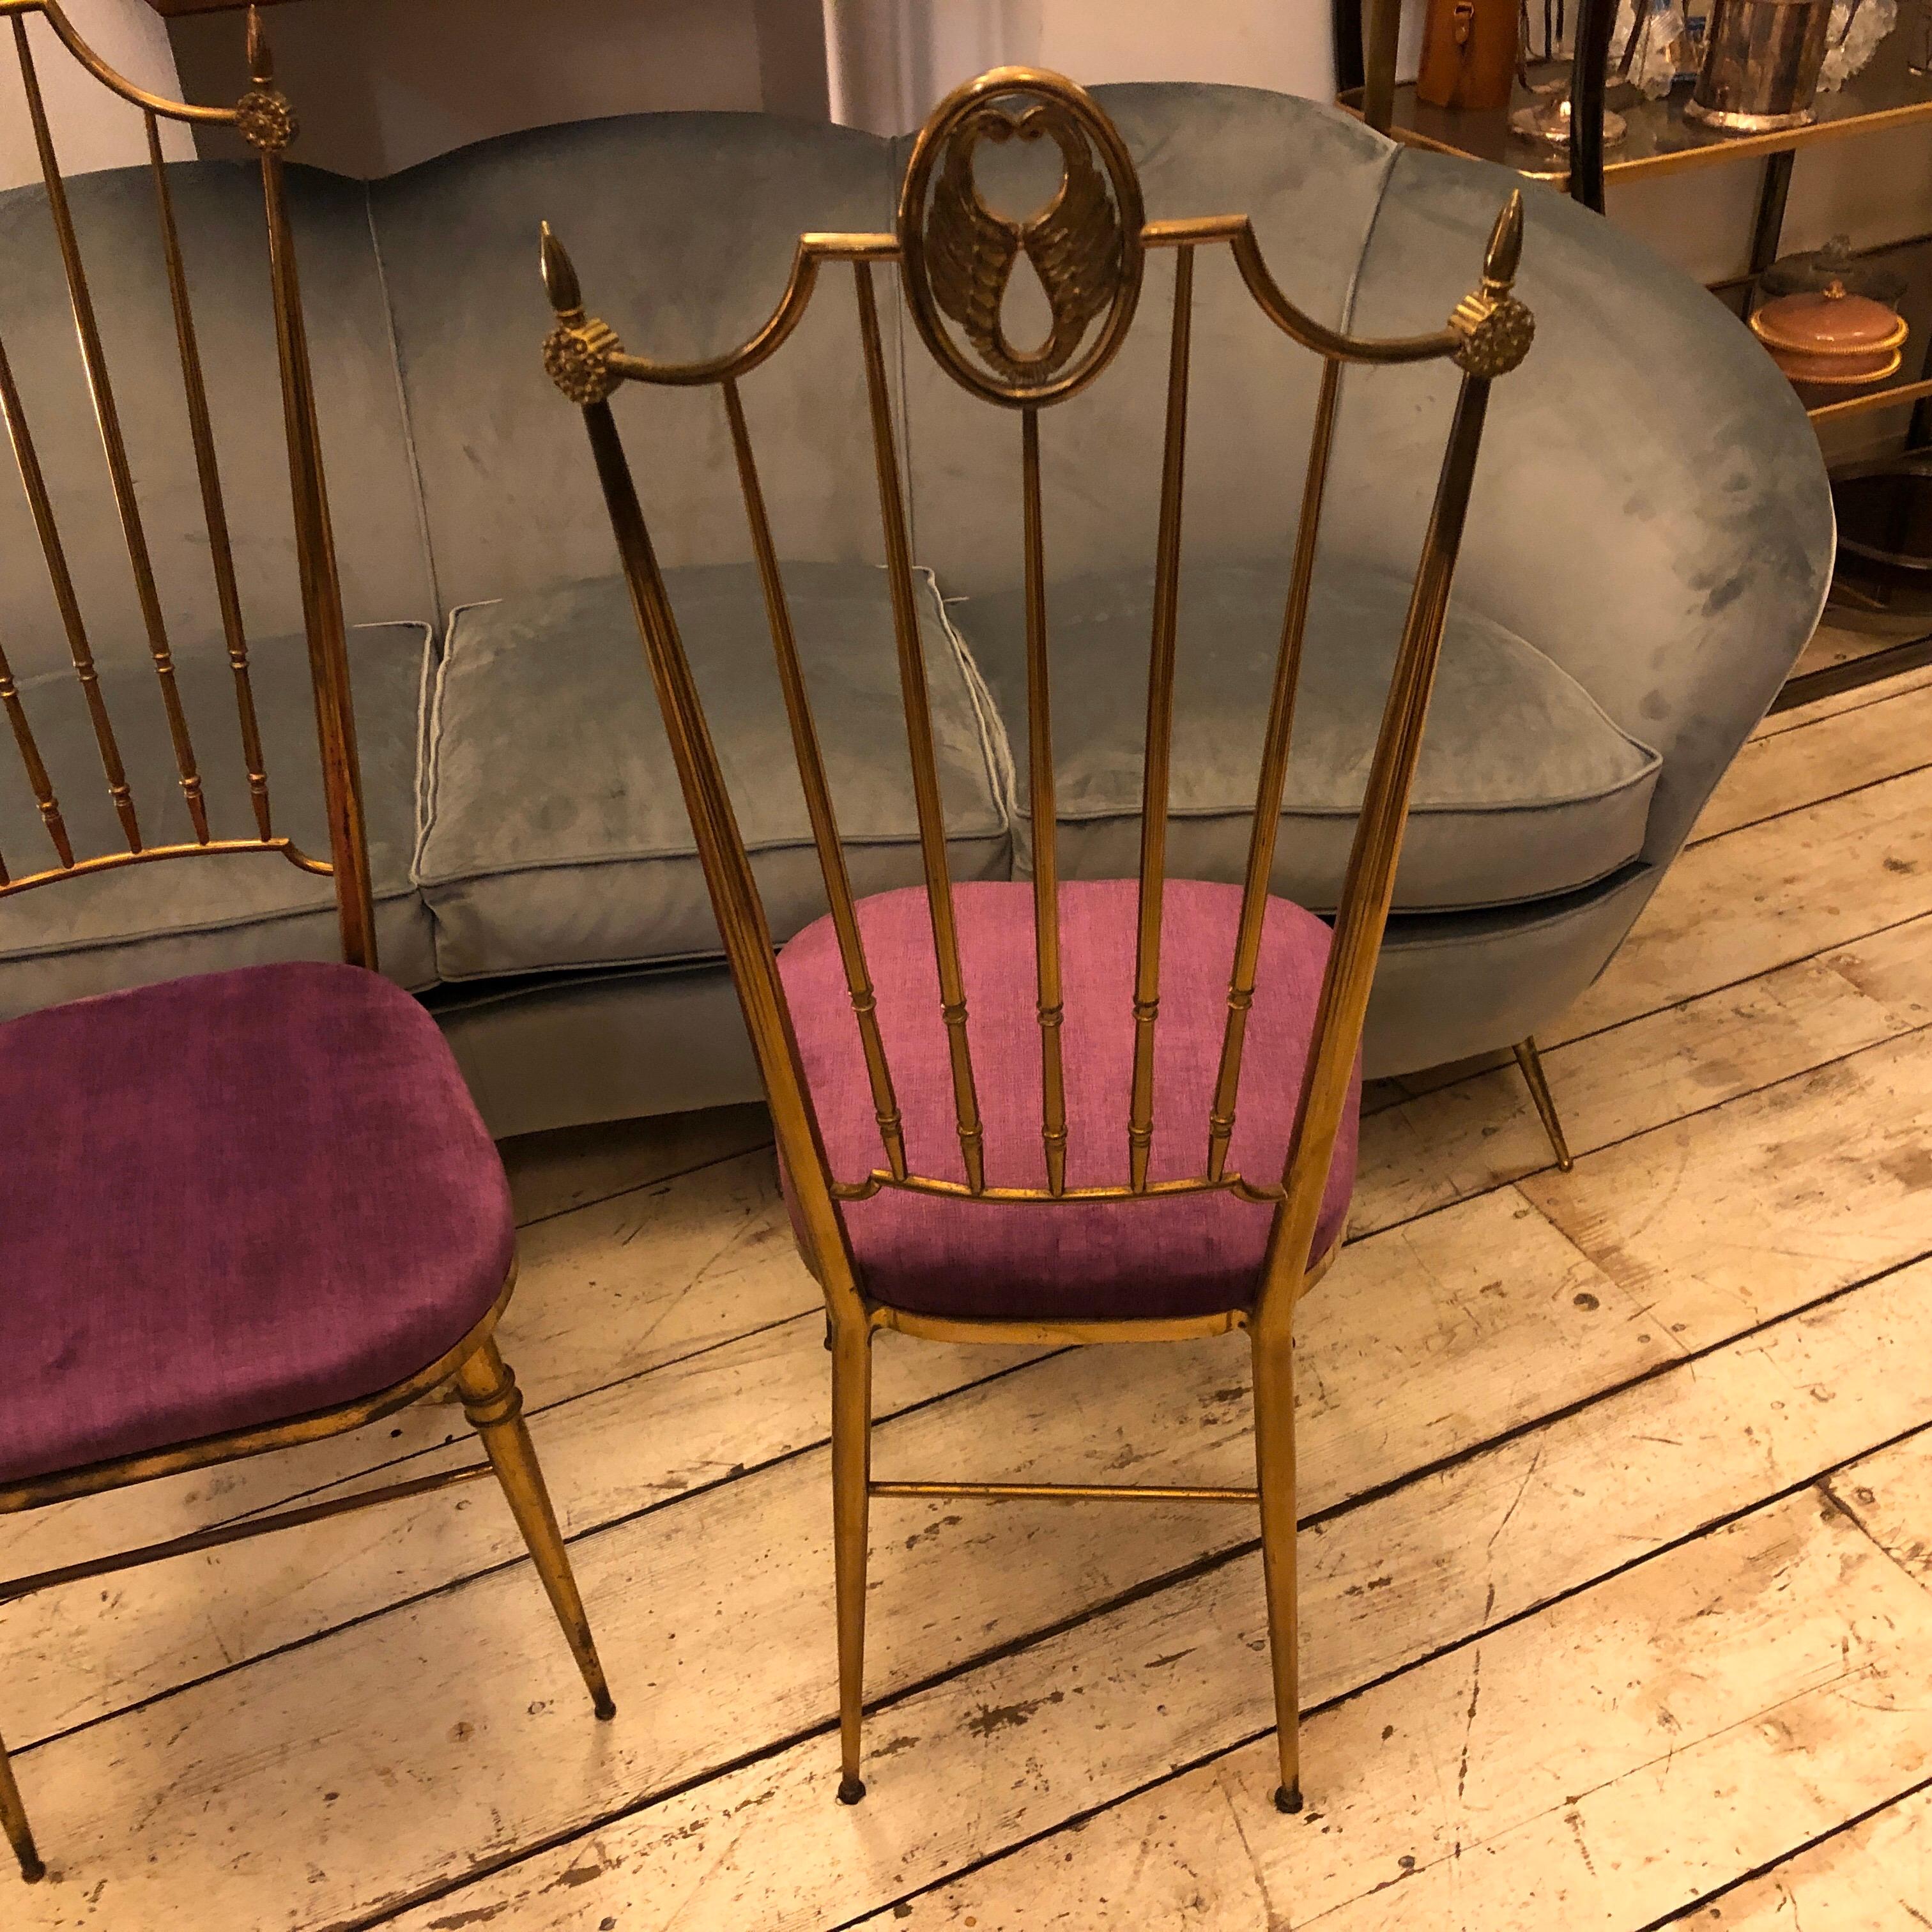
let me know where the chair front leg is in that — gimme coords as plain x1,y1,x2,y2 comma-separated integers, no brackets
456,1337,616,1721
0,1725,45,1883
830,1314,873,1804
1252,1326,1304,1814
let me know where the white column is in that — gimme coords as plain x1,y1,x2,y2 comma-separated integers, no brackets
0,0,193,190
826,0,1338,135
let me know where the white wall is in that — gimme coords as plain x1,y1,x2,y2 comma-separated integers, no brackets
826,0,1334,135
0,0,192,191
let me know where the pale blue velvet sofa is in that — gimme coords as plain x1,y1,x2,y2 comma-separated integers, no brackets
0,85,1832,1137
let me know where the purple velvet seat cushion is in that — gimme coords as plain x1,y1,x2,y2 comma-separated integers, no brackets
778,878,1358,1322
0,961,514,1487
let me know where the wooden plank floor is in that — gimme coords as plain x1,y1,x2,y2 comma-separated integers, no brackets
4,668,1931,1929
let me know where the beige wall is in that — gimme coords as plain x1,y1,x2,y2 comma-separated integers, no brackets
0,0,192,191
168,0,826,178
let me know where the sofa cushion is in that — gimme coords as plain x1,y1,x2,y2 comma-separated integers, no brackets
0,961,510,1485
0,623,435,1017
416,563,1011,980
946,562,1660,914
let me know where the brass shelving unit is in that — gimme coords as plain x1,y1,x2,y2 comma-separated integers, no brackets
1340,6,1932,431
1335,0,1932,698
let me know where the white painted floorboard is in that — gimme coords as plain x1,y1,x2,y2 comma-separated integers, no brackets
3,669,1929,1929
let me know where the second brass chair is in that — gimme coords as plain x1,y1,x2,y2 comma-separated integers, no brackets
0,4,610,1883
540,66,1531,1812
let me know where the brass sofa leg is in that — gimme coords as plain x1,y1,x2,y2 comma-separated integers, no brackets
1252,1328,1303,1814
456,1338,616,1720
1512,1036,1574,1172
831,1317,873,1804
0,1726,45,1883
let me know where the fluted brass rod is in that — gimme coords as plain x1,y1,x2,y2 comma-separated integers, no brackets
0,636,71,869
1021,405,1068,1195
15,17,208,844
148,108,270,841
723,376,907,1181
258,139,378,970
0,328,141,850
854,259,985,1193
1128,246,1195,1193
1257,370,1496,1337
1208,356,1342,1181
574,381,868,1331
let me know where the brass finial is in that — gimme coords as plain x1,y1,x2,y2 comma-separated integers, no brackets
1483,189,1524,291
540,221,583,318
1450,191,1533,378
539,224,623,405
245,4,272,86
236,6,296,152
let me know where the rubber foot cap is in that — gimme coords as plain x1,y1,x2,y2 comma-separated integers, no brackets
594,1693,617,1722
19,1855,46,1884
838,1775,868,1805
1275,1783,1303,1815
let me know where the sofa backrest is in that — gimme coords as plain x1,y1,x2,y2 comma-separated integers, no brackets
0,160,433,678
369,111,905,610
1318,145,1833,863
893,83,1400,594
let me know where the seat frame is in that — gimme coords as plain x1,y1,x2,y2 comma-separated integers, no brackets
0,4,610,1884
542,65,1531,1814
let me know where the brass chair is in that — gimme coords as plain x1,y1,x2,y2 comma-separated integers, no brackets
541,67,1529,1812
0,4,610,1884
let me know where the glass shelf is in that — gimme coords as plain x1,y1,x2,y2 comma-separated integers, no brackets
1338,23,1932,192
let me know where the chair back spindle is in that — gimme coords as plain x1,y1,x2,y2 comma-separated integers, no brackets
0,0,374,968
540,68,1535,1326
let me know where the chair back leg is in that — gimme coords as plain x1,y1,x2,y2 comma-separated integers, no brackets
831,1318,874,1803
456,1337,617,1720
0,1726,45,1883
1251,1328,1305,1813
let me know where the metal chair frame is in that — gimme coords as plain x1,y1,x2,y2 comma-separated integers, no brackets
542,66,1531,1813
0,5,611,1885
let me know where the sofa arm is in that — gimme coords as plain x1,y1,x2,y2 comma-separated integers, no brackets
1324,144,1834,869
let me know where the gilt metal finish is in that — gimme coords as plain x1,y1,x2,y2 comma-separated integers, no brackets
1021,406,1068,1193
0,0,376,958
542,65,1529,1811
0,9,606,1882
455,1338,617,1721
0,319,142,854
0,1730,41,1885
898,68,1146,406
15,16,210,847
147,107,272,840
724,376,906,1180
1128,245,1194,1192
856,260,986,1192
1209,357,1344,1182
872,1479,1259,1504
1513,1034,1575,1170
0,1459,494,1604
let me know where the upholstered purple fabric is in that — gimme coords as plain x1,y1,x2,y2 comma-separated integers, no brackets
0,961,514,1487
778,878,1358,1321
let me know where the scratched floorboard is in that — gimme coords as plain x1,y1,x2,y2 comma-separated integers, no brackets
3,671,1929,1930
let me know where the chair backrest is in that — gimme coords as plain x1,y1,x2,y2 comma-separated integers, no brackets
0,0,374,967
540,67,1532,1333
